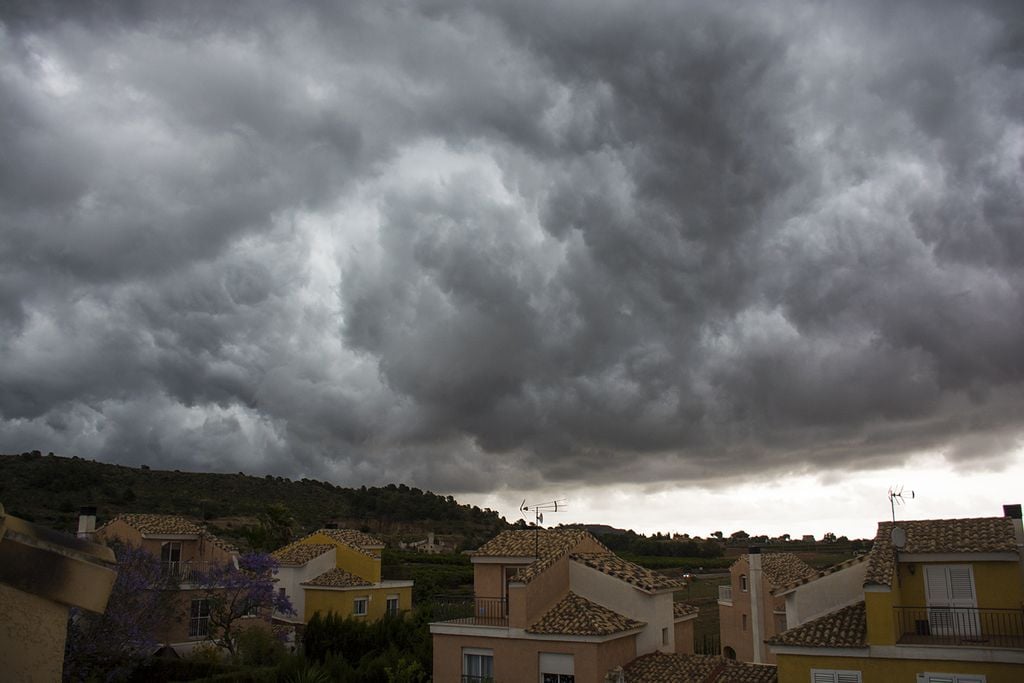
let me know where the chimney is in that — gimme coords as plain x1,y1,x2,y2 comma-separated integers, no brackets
77,506,97,540
1004,504,1023,546
748,547,764,663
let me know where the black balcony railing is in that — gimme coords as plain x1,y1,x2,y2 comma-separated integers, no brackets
160,560,212,583
894,606,1024,649
431,596,508,626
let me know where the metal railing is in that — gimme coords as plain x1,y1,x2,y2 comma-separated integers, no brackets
718,585,732,602
161,560,213,583
894,606,1024,649
431,595,508,626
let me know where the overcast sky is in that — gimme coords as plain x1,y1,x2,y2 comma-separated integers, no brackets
2,1,1023,536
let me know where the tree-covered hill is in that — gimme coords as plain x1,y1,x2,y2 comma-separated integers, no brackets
0,451,509,550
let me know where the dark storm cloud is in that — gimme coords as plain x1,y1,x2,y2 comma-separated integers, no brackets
1,1,1022,491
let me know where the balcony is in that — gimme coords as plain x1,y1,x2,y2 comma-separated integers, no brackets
160,560,213,584
894,606,1024,649
718,585,732,604
431,595,508,627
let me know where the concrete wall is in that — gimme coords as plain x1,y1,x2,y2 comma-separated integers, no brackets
776,652,1024,683
432,631,636,683
274,549,336,623
720,556,787,664
785,560,866,627
674,618,695,654
0,582,69,683
304,582,412,622
568,560,673,655
300,532,381,583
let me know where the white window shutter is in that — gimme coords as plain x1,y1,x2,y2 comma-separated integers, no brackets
812,673,836,683
947,566,974,601
836,673,861,683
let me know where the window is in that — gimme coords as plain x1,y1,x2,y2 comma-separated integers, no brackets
742,613,747,631
539,653,573,683
386,595,400,616
278,587,286,600
811,670,861,683
740,574,748,591
662,627,669,646
463,648,493,683
189,598,210,638
244,601,259,617
161,542,182,577
353,597,368,616
917,675,986,683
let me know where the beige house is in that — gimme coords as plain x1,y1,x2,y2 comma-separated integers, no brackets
0,503,117,682
717,549,817,664
92,512,259,652
430,528,699,683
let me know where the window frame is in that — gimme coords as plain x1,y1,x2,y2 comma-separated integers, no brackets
353,596,369,616
740,574,748,591
189,598,210,638
810,669,862,683
386,594,400,616
462,647,494,683
918,674,986,683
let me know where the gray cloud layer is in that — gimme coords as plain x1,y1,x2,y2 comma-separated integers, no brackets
2,1,1022,491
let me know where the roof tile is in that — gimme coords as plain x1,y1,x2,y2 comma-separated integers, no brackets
271,542,334,566
768,601,866,648
571,552,685,593
866,517,1017,587
526,592,644,636
624,652,777,683
301,568,373,588
735,553,817,588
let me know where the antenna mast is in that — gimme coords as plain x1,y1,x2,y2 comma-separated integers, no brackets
520,499,567,558
888,485,915,523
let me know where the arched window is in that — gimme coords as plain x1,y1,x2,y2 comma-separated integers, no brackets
723,646,736,660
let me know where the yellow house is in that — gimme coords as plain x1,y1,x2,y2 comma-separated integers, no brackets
272,527,412,623
767,505,1024,683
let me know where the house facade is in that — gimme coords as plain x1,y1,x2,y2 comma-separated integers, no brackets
767,505,1024,683
718,550,818,664
274,527,412,622
430,529,698,683
92,512,258,651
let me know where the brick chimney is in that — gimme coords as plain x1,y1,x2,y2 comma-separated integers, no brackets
1004,504,1023,546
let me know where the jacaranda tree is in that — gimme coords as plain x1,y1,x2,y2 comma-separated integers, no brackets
194,553,293,656
63,541,174,682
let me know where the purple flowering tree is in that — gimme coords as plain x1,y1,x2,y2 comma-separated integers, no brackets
194,553,293,656
64,541,174,682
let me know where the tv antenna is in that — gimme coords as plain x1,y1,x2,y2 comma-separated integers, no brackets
888,485,915,524
520,499,567,558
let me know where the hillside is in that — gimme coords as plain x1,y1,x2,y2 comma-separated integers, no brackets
0,451,509,550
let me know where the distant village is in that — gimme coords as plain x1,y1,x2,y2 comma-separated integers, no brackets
1,456,1022,682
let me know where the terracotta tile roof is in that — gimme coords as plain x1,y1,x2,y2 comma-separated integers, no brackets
474,529,611,585
571,553,685,593
271,542,334,566
300,529,384,558
623,653,777,683
99,513,237,552
735,553,818,588
301,568,373,588
526,592,644,636
767,601,866,649
772,554,869,595
866,517,1018,587
674,601,699,619
473,528,597,558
